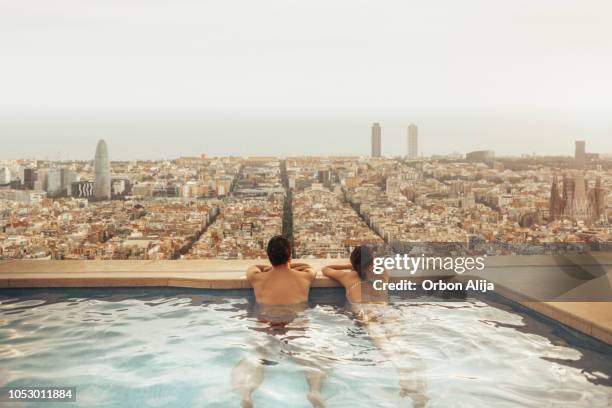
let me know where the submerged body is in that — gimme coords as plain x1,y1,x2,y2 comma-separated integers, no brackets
323,250,429,407
233,236,324,407
231,299,326,408
1,288,611,407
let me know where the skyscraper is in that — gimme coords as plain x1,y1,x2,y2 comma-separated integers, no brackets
575,140,586,167
0,167,11,185
23,168,37,190
46,168,62,196
93,139,111,200
61,168,77,196
371,123,381,158
407,124,418,159
34,168,48,191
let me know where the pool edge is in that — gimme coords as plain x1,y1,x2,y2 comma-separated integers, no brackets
1,258,611,345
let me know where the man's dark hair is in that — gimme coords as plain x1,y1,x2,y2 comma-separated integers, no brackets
267,235,292,266
350,245,375,280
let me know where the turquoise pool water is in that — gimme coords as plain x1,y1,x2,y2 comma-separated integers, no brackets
0,288,611,408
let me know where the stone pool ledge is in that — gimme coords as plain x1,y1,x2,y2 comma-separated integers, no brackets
460,253,612,345
0,259,347,289
0,256,611,345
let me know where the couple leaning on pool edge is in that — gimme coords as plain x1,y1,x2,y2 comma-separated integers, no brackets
232,235,428,408
246,235,388,306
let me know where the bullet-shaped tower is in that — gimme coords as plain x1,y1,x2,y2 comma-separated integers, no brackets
93,139,111,200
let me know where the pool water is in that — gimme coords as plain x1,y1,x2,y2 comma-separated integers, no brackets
0,288,611,408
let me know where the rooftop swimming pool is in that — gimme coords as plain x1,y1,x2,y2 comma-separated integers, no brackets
0,288,611,407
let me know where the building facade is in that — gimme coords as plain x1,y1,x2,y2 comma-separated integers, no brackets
371,123,382,158
466,150,495,163
549,173,606,224
408,124,418,159
0,167,11,185
575,140,586,168
93,139,111,200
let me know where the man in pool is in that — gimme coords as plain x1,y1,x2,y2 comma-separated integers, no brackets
232,235,326,408
245,235,316,305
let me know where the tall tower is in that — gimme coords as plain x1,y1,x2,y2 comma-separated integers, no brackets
575,140,586,168
595,177,606,222
93,139,111,200
572,173,588,222
587,177,607,224
371,123,381,158
562,175,575,218
549,175,564,222
407,124,418,159
23,168,36,189
0,167,11,185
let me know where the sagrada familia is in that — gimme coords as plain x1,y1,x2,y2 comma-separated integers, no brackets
549,174,606,225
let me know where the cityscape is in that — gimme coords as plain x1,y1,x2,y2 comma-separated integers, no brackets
1,125,611,260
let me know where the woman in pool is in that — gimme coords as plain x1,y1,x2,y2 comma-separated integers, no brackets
322,244,388,306
322,246,429,407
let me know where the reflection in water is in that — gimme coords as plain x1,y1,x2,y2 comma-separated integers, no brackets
351,302,429,407
0,288,610,407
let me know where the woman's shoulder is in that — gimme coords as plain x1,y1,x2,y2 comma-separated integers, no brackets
342,271,361,286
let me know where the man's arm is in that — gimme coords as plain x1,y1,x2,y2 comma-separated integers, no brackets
293,263,317,282
290,262,310,269
246,264,271,282
322,264,353,283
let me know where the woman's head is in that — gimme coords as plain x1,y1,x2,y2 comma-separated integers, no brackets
350,245,375,281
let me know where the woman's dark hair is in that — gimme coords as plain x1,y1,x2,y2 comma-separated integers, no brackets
350,245,375,280
267,235,292,266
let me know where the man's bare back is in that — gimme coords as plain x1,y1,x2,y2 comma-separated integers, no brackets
234,236,324,408
246,262,316,305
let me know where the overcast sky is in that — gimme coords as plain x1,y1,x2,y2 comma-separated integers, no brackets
1,0,611,159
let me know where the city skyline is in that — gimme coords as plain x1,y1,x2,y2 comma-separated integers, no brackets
1,113,611,161
1,2,611,402
1,125,610,261
2,153,610,261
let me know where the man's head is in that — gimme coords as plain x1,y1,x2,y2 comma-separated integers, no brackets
267,235,292,266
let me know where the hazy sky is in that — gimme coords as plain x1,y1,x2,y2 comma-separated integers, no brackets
1,0,611,159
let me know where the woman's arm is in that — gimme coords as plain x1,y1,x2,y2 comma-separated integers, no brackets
321,264,353,282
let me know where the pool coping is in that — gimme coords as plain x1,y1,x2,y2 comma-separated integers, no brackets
0,256,611,345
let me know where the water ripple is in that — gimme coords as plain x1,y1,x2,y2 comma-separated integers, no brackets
0,290,610,407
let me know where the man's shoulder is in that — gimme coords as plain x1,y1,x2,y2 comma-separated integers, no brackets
248,269,268,282
246,266,269,284
290,267,316,282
